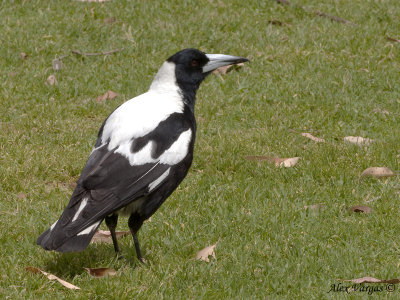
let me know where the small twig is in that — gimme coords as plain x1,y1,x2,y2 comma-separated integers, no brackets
274,0,357,26
386,36,400,43
312,10,356,25
72,48,124,56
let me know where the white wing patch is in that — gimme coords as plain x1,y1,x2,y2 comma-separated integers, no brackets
77,220,101,236
115,129,192,166
72,197,88,222
148,168,171,192
159,129,192,165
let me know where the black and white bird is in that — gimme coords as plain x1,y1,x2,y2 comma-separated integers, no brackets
37,48,248,262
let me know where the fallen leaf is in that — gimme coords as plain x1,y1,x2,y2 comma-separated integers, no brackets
350,205,372,214
244,156,299,167
9,72,17,77
104,17,116,24
21,52,28,59
17,193,26,199
344,136,374,146
52,59,63,71
196,243,217,262
91,230,130,244
344,276,400,284
213,63,245,75
95,90,118,102
84,267,116,278
47,75,57,85
281,157,299,167
301,133,325,143
360,167,396,180
26,267,80,290
304,204,325,211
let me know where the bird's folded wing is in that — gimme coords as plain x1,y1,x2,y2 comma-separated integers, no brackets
39,111,193,250
64,146,171,227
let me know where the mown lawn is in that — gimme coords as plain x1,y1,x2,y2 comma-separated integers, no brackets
1,0,399,298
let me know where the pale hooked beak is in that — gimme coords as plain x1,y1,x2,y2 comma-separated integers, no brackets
203,54,249,73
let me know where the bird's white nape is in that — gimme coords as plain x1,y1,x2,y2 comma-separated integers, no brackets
149,61,180,94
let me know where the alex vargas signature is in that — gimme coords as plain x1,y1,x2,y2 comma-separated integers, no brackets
328,282,395,295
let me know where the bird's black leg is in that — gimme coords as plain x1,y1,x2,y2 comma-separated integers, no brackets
128,214,144,263
105,214,122,258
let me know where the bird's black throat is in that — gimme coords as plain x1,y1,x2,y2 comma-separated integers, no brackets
166,48,210,113
176,77,202,114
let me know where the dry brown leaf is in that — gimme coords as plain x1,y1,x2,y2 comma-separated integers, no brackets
104,17,116,24
244,156,299,167
281,157,299,167
21,52,28,59
47,75,57,85
84,267,116,278
350,205,372,214
212,63,245,75
17,193,26,199
91,230,130,244
196,243,217,262
9,72,17,77
344,276,400,284
360,167,396,180
304,204,325,211
301,133,325,143
95,90,118,102
344,136,374,146
26,267,80,290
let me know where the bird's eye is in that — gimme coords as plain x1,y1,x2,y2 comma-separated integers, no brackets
191,59,200,68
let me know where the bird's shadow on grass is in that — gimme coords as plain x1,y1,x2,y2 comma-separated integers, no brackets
41,244,140,278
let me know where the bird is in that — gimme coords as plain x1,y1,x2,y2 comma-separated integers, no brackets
37,48,249,262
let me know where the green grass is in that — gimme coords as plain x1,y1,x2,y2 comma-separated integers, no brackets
1,0,400,298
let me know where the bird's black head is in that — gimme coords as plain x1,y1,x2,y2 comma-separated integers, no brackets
167,48,248,109
167,48,210,100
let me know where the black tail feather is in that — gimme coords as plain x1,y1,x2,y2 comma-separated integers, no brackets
36,219,103,252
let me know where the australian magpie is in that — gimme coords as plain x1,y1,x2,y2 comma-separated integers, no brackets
37,48,248,262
